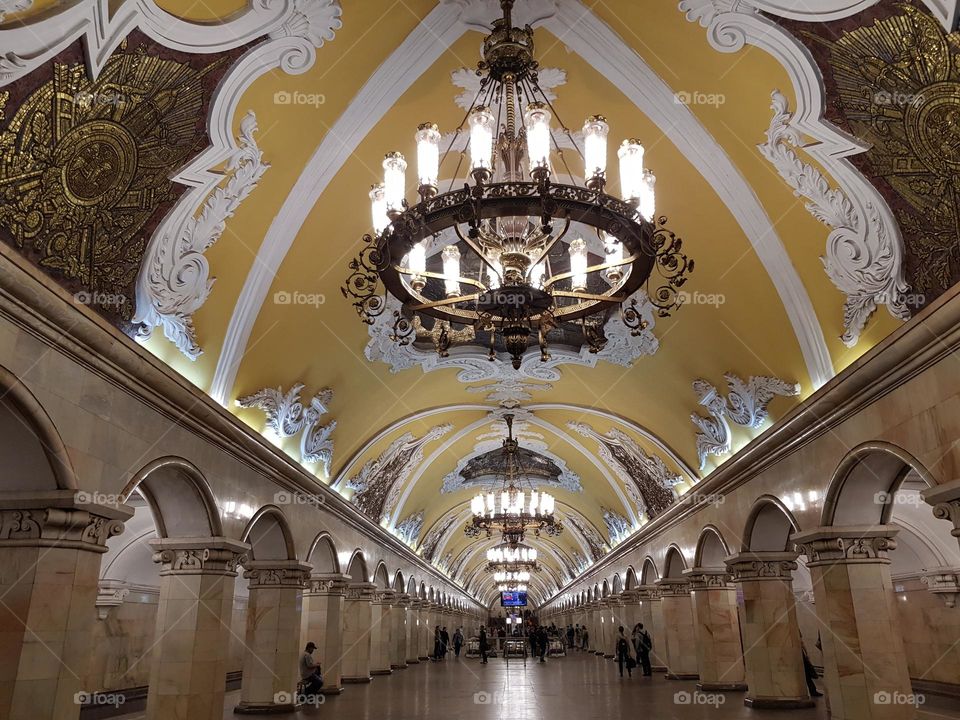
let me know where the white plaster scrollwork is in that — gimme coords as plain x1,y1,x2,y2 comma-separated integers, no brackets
465,379,553,407
236,383,336,476
134,112,269,358
691,372,799,469
269,0,343,48
758,91,909,347
394,510,425,546
601,507,632,545
0,0,31,22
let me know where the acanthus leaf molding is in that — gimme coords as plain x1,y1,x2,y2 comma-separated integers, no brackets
691,372,799,469
134,111,269,359
758,91,909,347
236,383,336,476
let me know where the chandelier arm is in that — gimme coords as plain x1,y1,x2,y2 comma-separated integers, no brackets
533,216,571,268
452,223,502,279
542,253,640,290
394,265,487,290
523,76,584,161
407,292,481,311
551,290,626,303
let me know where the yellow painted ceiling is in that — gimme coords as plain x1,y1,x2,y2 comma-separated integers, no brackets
119,0,906,600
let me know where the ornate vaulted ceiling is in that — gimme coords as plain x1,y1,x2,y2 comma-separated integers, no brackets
3,0,955,603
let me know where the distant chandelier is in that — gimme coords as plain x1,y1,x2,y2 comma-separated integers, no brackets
494,570,531,583
499,583,528,592
465,414,561,543
487,542,538,565
342,0,693,370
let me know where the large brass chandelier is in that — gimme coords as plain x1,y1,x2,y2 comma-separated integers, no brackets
342,0,693,370
465,414,561,544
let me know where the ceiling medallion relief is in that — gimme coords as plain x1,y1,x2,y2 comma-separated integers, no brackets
134,111,269,358
796,5,960,311
568,421,683,519
466,378,553,406
691,372,800,469
236,383,336,476
0,51,215,322
340,425,454,523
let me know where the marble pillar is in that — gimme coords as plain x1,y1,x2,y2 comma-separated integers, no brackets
601,600,616,658
392,594,409,669
341,582,375,683
685,568,747,691
726,552,813,708
794,526,914,720
656,578,699,680
300,573,349,694
406,600,421,664
147,537,248,720
0,498,129,720
235,560,312,714
370,590,394,676
636,586,668,671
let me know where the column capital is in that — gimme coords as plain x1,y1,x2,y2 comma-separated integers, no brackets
654,578,691,596
923,479,960,540
96,580,131,620
394,593,412,607
619,589,640,604
345,581,377,600
791,525,899,566
724,551,799,582
683,567,734,590
374,589,397,604
243,559,313,589
0,493,131,552
305,572,351,595
150,537,249,576
921,567,960,608
634,584,661,600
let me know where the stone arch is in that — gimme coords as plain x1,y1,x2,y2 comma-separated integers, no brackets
663,544,687,578
122,457,221,538
306,532,340,573
742,495,800,552
611,574,623,594
393,570,406,592
419,582,426,599
373,560,390,589
0,365,76,492
822,441,938,526
694,525,731,568
241,505,296,561
406,576,417,595
346,549,368,582
640,556,659,585
624,566,638,590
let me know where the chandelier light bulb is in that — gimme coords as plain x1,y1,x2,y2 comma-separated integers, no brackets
618,139,645,205
487,251,503,290
472,494,485,516
408,241,427,291
640,169,657,221
415,122,441,190
442,244,461,297
569,237,588,292
369,184,389,234
383,152,407,217
524,102,552,173
583,115,609,180
486,492,495,516
529,490,539,516
529,256,546,289
469,106,496,173
602,231,624,284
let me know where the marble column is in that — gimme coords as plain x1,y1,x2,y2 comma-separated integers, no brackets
726,552,813,709
0,498,129,720
601,600,616,658
341,582,376,683
370,590,394,676
636,585,668,671
405,600,421,664
685,568,747,691
617,591,640,635
300,573,349,694
235,560,312,714
147,537,248,720
656,578,699,680
794,526,914,720
391,594,409,669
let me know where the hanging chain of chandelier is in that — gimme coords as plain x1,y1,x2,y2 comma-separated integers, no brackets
464,414,561,544
342,0,693,370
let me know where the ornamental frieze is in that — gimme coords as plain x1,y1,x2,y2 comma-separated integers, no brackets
0,507,125,550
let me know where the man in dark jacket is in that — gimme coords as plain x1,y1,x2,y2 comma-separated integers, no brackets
479,625,489,664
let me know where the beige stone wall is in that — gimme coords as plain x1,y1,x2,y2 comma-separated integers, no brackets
895,577,960,685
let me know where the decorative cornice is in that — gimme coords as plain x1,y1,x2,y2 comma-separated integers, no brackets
96,580,130,620
0,505,127,552
655,578,692,597
921,568,960,608
684,567,734,590
304,573,351,596
243,560,312,589
692,373,800,469
236,383,336,475
150,538,248,576
792,526,899,567
134,112,269,359
725,552,799,582
758,91,908,347
345,582,377,601
923,479,960,541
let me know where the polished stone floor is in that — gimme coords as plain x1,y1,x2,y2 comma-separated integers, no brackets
115,650,960,720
